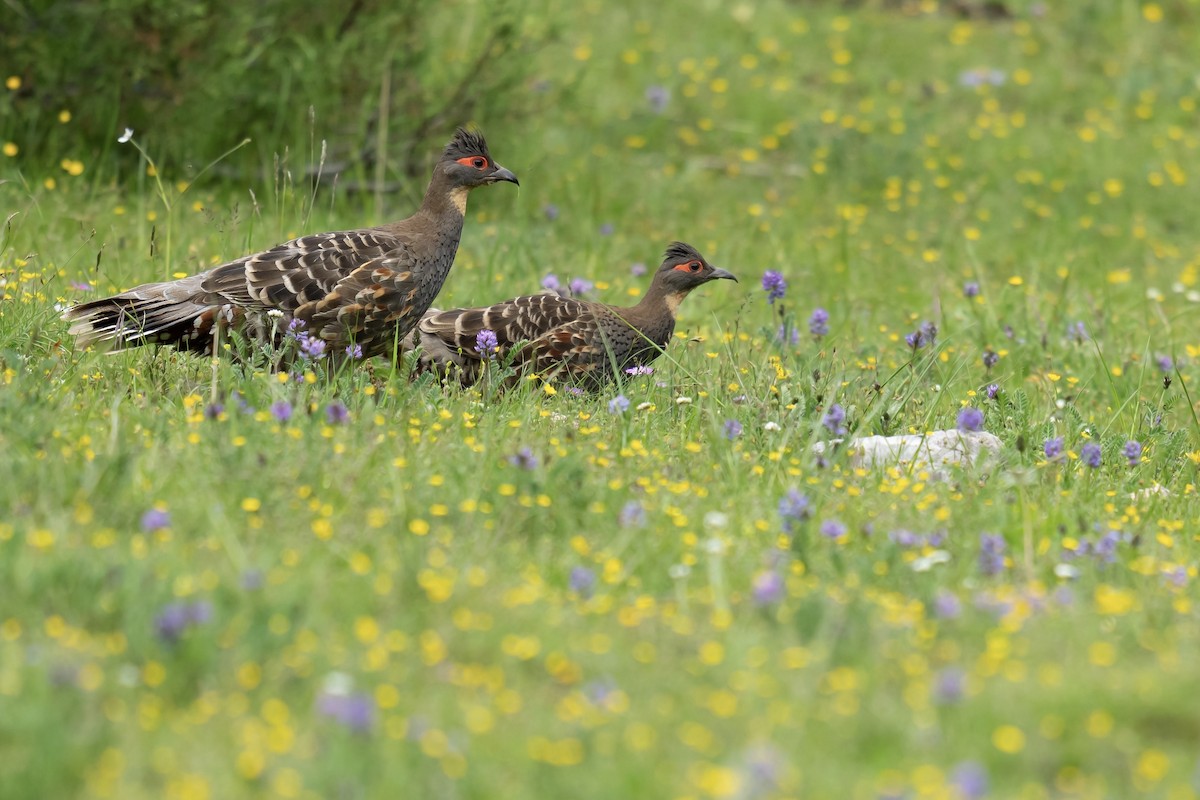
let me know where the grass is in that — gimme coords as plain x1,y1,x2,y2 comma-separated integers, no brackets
3,1,1200,798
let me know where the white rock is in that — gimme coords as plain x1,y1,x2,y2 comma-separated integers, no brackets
811,429,1003,471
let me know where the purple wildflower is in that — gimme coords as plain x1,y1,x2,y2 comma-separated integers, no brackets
979,532,1007,576
761,270,787,304
625,365,654,376
775,324,800,346
299,335,327,360
543,204,559,221
1164,566,1189,588
141,509,171,532
569,566,596,598
69,280,94,292
985,383,1000,400
345,343,363,359
963,281,980,298
751,570,785,607
889,529,920,548
1156,354,1174,372
507,447,538,470
618,501,646,528
920,320,938,345
541,273,562,292
240,569,265,591
608,395,630,414
1043,437,1064,461
317,691,375,733
933,667,966,704
325,402,349,425
1094,528,1120,564
630,262,647,277
1068,321,1089,343
951,761,989,800
598,223,614,237
724,419,743,440
809,307,829,337
154,600,212,644
958,68,1006,88
820,519,847,540
1080,441,1102,468
286,318,307,334
957,407,985,433
933,591,962,619
982,350,999,369
778,489,811,532
821,403,847,436
270,400,293,423
645,84,671,113
569,277,594,296
205,402,224,420
475,329,499,358
1123,440,1142,466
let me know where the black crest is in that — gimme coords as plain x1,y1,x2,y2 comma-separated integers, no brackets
443,127,490,160
663,241,704,263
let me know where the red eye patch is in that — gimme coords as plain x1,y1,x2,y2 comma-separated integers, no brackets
456,156,489,169
673,261,702,272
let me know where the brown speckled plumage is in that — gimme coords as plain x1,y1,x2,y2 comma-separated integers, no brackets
63,128,517,359
405,242,736,388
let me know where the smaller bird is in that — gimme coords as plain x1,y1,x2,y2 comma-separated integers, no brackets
405,242,737,388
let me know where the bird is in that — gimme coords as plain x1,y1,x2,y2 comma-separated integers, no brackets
404,241,737,388
63,128,518,361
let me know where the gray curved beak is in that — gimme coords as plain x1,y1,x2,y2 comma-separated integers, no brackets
709,268,738,282
489,165,519,186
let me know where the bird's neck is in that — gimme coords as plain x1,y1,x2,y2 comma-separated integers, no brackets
633,280,689,320
379,170,467,233
613,281,684,350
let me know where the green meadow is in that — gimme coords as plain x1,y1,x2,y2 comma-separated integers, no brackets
3,1,1200,798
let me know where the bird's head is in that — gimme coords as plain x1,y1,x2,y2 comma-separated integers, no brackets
438,127,519,189
654,242,738,294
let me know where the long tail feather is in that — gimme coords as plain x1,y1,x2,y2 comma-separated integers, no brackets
62,276,223,352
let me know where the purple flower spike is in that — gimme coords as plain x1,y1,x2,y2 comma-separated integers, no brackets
951,761,989,800
957,407,985,433
979,532,1007,576
475,329,499,358
317,691,375,733
821,403,847,436
761,270,787,304
608,395,630,414
778,489,811,532
270,400,293,423
141,509,171,532
325,402,349,425
809,307,829,337
1123,440,1142,466
619,501,646,528
507,447,538,470
569,566,596,598
751,570,785,607
820,519,847,540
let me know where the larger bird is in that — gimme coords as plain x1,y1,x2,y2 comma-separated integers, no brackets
405,242,736,388
64,128,518,358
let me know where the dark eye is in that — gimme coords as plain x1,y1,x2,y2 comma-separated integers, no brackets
689,261,702,271
472,157,487,169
